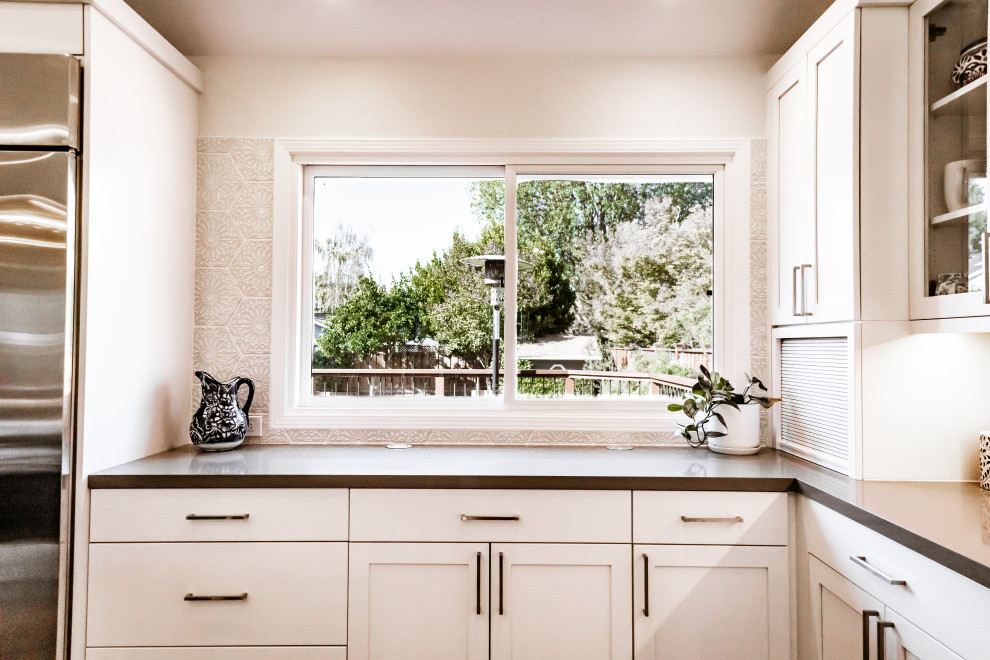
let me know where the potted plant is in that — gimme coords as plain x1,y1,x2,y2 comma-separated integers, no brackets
668,366,780,454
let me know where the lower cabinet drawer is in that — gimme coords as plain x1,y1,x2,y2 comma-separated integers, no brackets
86,648,346,660
86,542,347,647
634,491,788,545
350,489,631,542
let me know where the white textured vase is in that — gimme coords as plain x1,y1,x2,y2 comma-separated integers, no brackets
980,431,990,490
707,405,762,455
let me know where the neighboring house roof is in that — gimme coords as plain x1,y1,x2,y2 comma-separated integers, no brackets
517,334,598,362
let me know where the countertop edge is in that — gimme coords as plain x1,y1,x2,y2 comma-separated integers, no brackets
86,473,799,491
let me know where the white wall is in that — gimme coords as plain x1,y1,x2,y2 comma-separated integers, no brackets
192,54,773,138
861,325,990,482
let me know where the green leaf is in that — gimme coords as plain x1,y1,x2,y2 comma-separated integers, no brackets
699,364,710,379
692,383,706,397
667,403,683,412
713,411,726,427
705,431,727,438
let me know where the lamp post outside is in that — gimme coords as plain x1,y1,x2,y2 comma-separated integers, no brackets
461,255,532,395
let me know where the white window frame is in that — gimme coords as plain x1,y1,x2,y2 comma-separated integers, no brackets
271,139,753,432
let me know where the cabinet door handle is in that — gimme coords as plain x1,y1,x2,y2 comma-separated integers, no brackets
476,552,482,615
642,553,650,617
680,515,744,523
792,266,801,317
800,264,813,316
184,592,248,601
877,620,895,660
498,552,504,615
461,514,520,522
862,610,880,660
186,513,250,520
849,556,907,586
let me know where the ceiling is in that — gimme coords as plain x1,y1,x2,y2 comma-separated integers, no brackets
121,0,835,58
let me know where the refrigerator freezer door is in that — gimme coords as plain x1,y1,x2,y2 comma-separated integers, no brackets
0,54,80,150
0,149,76,659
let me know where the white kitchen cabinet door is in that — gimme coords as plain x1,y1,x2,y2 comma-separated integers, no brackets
771,59,812,325
806,12,859,324
348,543,489,660
490,543,631,660
881,608,964,660
809,555,886,660
634,544,789,660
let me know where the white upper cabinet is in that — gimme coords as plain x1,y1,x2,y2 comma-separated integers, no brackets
769,3,910,327
0,3,83,54
909,0,990,321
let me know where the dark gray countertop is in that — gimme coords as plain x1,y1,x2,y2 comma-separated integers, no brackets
89,444,990,590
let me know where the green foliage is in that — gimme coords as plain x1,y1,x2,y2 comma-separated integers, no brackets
668,366,780,448
575,198,713,348
315,276,427,367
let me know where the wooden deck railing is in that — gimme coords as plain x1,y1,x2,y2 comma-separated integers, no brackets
311,368,694,398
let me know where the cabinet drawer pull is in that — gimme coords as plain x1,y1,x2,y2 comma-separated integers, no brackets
184,592,248,601
461,514,520,522
861,610,879,660
877,620,895,659
186,513,250,521
642,553,650,617
849,556,907,586
680,516,744,523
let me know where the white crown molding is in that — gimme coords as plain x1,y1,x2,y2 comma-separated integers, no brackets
87,0,204,92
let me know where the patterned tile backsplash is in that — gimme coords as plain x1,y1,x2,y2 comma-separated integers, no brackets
193,137,769,447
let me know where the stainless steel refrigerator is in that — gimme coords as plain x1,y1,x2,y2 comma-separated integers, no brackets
0,53,81,659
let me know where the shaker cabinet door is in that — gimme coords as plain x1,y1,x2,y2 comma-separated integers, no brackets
490,543,631,660
771,60,812,325
806,13,859,323
347,542,490,660
809,554,886,660
634,544,789,660
881,608,964,660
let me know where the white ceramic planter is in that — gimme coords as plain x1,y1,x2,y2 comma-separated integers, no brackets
707,404,762,455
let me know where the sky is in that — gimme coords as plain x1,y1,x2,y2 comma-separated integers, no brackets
313,177,488,284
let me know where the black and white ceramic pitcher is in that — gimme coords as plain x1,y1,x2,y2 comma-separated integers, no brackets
190,371,254,451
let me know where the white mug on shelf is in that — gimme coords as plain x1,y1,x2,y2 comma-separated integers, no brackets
944,159,983,213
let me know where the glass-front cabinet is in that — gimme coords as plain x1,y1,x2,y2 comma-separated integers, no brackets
911,0,990,319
